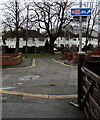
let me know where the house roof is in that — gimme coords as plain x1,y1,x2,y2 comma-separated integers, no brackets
41,28,75,38
42,25,98,39
66,25,98,38
58,30,75,38
2,29,45,41
20,30,45,39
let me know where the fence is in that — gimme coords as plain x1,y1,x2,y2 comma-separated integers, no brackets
78,54,100,119
81,67,100,118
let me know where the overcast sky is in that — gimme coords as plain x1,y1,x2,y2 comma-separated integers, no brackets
0,0,88,4
0,0,95,8
0,0,98,32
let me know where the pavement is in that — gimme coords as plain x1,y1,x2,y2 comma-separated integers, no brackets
1,56,85,119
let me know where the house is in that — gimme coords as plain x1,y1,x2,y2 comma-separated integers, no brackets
45,26,98,48
1,26,98,49
0,32,3,46
1,30,46,48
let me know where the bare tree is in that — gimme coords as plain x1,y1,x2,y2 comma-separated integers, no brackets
1,0,27,53
83,0,99,50
97,1,100,46
30,0,74,53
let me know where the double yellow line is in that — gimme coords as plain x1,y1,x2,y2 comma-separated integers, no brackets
52,59,77,67
0,90,77,99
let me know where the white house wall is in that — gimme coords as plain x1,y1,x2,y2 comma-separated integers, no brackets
55,37,80,47
4,38,45,48
88,38,98,47
55,37,98,48
0,35,98,48
0,35,3,45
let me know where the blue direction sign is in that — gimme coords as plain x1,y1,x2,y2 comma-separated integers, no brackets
71,8,92,16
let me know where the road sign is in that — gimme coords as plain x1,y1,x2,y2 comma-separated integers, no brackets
71,8,92,16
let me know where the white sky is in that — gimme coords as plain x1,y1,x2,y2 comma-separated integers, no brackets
0,0,98,32
0,0,96,8
0,0,87,3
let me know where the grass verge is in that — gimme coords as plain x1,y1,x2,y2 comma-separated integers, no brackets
22,52,61,60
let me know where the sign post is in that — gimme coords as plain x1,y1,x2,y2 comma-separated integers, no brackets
71,7,92,53
70,0,92,110
71,8,92,16
79,0,82,53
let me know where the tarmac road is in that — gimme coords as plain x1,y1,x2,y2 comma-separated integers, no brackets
1,56,84,118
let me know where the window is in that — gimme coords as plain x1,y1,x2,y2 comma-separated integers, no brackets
73,38,76,41
66,38,69,41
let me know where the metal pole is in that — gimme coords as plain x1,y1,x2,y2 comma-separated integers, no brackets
98,1,100,46
35,43,36,54
15,0,19,53
64,30,66,47
70,0,84,109
78,0,84,110
79,0,82,53
25,5,29,58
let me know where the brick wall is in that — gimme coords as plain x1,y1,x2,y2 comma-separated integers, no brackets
0,53,22,66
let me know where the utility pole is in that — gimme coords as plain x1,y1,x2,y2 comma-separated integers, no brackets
79,0,82,53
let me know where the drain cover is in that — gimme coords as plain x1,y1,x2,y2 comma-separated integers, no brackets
13,83,22,86
19,75,39,81
49,84,55,86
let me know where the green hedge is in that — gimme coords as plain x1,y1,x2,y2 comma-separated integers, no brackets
19,46,49,53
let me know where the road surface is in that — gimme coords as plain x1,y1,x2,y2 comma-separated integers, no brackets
1,56,84,118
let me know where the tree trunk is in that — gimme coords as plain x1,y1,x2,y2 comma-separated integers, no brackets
49,44,54,54
2,35,6,45
98,33,100,46
15,37,19,53
84,38,88,51
49,37,55,54
2,39,6,45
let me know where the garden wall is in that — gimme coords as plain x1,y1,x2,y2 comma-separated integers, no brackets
0,53,22,66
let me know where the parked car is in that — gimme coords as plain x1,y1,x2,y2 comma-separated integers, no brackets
54,48,57,51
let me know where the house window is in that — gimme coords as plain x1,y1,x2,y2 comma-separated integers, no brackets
73,38,76,41
54,44,57,47
66,38,69,41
